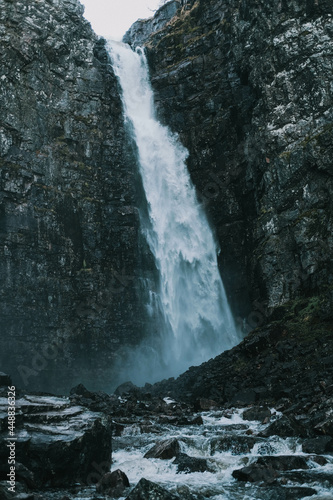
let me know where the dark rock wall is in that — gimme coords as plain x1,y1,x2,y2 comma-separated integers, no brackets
1,0,332,393
0,0,148,393
132,0,333,322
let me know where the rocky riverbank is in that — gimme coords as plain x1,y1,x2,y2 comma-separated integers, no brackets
1,302,332,500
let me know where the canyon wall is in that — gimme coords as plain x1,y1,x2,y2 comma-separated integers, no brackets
0,0,152,393
1,0,332,393
127,0,333,323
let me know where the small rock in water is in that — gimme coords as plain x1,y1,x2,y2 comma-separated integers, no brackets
211,435,260,455
125,478,179,499
233,455,309,485
280,486,318,498
144,438,180,459
256,455,309,471
96,469,130,497
174,453,210,474
232,463,278,483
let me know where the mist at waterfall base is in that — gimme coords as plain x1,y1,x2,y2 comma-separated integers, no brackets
108,41,242,387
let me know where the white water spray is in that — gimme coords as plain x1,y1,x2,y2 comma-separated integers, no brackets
108,41,240,383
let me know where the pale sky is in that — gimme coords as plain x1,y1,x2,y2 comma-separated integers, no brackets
80,0,162,40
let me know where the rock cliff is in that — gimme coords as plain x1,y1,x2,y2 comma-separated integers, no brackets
0,0,152,393
1,0,332,394
127,0,333,324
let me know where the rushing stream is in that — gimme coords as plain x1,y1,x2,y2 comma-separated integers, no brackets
110,407,333,500
108,41,241,384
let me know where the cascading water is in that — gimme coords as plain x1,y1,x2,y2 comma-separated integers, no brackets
108,41,241,384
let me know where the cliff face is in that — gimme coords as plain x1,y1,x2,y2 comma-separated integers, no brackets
128,0,333,324
0,0,150,393
1,0,332,393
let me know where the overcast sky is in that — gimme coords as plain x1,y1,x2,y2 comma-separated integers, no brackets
80,0,162,40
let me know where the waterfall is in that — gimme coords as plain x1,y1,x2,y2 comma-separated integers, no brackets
108,41,240,384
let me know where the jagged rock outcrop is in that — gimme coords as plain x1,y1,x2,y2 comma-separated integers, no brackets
0,394,112,490
123,0,181,48
0,0,152,393
127,0,333,323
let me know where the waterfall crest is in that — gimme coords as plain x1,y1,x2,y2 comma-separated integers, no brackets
108,41,240,384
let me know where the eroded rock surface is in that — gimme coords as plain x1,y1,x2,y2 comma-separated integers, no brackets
0,394,112,490
127,0,333,322
0,0,151,393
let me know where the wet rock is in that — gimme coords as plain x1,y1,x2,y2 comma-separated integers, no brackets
302,436,333,454
284,470,333,488
270,485,317,499
126,478,179,500
233,455,309,484
309,455,328,466
256,456,309,471
211,435,261,455
174,484,204,500
174,415,204,426
232,463,278,483
174,453,210,474
314,417,333,437
0,395,112,488
260,415,308,438
282,487,317,499
96,469,130,497
113,422,127,436
242,406,271,422
144,438,180,459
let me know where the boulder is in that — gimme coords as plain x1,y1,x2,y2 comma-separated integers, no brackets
281,487,317,499
70,383,95,398
96,469,130,497
314,417,333,437
232,463,278,483
174,453,210,474
0,395,112,488
144,438,180,459
242,406,271,422
114,382,138,396
302,436,333,454
125,478,179,500
210,435,260,455
256,456,309,471
260,415,308,438
232,455,309,484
